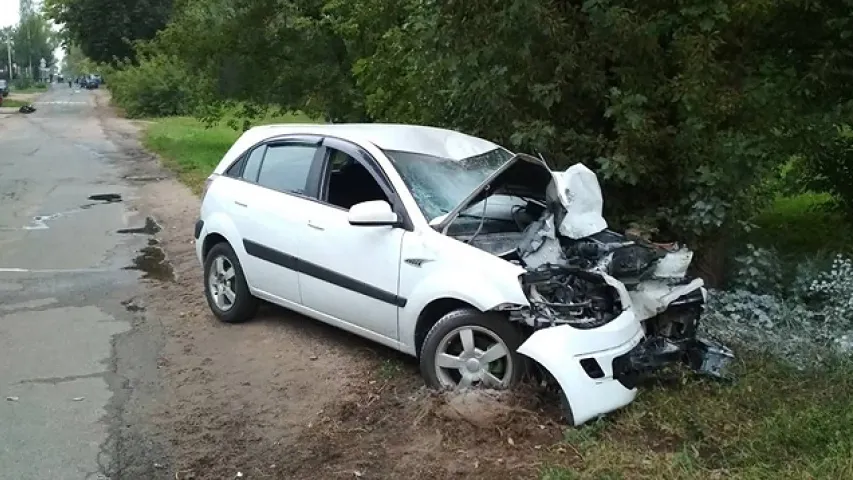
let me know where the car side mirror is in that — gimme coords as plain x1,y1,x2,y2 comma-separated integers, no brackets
348,200,400,227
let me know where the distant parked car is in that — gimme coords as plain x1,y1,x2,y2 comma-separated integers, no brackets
80,76,99,89
0,79,8,97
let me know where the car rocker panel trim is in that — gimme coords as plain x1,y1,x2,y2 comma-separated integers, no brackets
243,239,407,308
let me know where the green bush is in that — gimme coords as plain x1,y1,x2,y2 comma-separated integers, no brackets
12,78,47,90
795,126,853,213
108,54,212,118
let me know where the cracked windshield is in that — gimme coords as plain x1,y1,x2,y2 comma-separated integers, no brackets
1,0,852,479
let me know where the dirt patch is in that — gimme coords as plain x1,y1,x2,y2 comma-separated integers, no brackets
282,379,568,479
92,91,573,479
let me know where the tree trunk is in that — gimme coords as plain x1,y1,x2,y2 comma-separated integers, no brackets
693,234,728,289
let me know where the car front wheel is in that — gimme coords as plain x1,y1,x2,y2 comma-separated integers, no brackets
203,242,258,323
419,308,526,390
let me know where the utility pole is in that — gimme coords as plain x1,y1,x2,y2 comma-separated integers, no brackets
20,0,34,79
5,36,11,81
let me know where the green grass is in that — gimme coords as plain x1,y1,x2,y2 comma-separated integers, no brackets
2,99,29,108
376,358,405,380
744,192,853,270
540,355,853,479
12,84,48,94
142,112,314,192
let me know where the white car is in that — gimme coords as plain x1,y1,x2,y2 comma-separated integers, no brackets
195,123,733,425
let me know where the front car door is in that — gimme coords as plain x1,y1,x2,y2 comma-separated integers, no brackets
296,137,411,341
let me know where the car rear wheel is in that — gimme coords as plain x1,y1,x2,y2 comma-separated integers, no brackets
204,242,258,323
419,308,526,390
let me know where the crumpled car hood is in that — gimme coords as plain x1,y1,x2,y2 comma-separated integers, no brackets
433,153,607,239
433,152,706,322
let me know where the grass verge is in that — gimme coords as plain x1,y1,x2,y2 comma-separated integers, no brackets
12,84,48,94
539,355,853,479
142,112,313,192
1,99,29,108
748,192,853,258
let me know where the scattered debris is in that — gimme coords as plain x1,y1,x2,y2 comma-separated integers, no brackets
18,104,36,114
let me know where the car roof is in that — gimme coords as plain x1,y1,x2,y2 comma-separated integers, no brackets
241,123,506,161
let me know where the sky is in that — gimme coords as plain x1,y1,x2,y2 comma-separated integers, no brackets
1,0,20,29
1,0,66,65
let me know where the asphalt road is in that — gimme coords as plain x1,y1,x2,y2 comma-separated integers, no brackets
0,85,166,479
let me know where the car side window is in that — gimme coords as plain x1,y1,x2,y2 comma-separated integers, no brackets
324,149,390,210
225,158,244,177
241,146,266,182
256,144,318,195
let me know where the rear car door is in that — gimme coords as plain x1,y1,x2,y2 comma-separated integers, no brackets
220,136,324,305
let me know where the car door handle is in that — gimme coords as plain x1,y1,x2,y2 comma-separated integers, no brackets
234,201,248,208
307,221,325,231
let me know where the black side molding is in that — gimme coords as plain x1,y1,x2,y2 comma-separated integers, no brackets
243,239,407,308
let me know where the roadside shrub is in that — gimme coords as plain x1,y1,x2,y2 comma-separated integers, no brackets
730,244,783,294
703,255,853,367
792,125,853,214
12,78,47,90
109,54,212,118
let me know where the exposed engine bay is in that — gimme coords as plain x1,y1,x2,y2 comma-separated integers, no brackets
436,155,734,386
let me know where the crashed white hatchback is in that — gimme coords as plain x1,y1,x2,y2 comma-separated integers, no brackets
195,123,734,426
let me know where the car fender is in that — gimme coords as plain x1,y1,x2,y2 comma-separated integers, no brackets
200,211,243,251
197,211,249,279
399,267,530,353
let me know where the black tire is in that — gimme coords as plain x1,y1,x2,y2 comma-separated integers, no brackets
203,241,258,323
559,390,576,426
419,308,527,390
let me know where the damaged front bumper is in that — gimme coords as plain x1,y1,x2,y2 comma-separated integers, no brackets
517,284,734,426
518,322,734,426
518,309,646,426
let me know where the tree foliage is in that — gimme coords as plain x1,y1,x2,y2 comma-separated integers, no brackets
109,53,214,117
108,0,853,276
1,13,58,80
44,0,173,64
